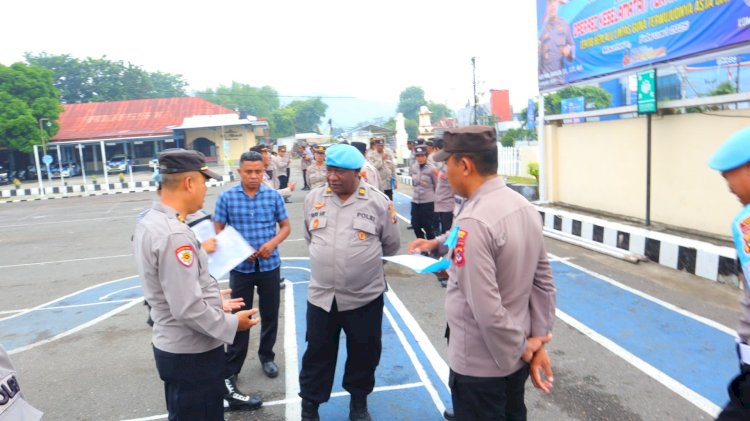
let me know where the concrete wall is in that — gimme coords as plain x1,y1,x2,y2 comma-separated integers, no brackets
543,109,748,237
184,126,259,164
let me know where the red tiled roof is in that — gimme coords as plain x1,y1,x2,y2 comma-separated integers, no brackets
52,97,236,142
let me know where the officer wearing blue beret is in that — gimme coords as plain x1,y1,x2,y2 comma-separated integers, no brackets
298,144,401,421
711,128,750,420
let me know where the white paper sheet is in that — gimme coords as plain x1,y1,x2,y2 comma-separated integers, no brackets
190,224,256,279
382,254,449,273
190,219,217,243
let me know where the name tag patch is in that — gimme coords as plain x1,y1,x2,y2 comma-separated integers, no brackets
0,373,21,415
175,245,195,267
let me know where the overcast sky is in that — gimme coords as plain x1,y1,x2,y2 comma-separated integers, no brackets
3,0,540,120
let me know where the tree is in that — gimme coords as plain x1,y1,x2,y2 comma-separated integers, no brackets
287,97,328,133
197,82,280,117
0,63,62,153
24,52,188,103
427,101,454,124
397,86,426,121
520,86,612,127
269,107,296,138
500,128,536,147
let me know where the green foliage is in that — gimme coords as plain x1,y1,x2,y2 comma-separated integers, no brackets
269,107,296,138
519,86,612,127
686,81,737,113
0,62,62,153
404,119,418,140
500,128,536,147
198,82,280,117
25,52,188,103
288,97,328,133
427,101,453,123
397,86,426,121
528,162,540,183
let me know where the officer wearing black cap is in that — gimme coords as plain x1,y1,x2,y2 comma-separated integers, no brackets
307,145,328,189
133,149,259,419
366,137,396,200
251,144,295,200
409,144,436,241
299,144,400,421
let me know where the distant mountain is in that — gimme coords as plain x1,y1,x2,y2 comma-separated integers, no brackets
322,97,396,129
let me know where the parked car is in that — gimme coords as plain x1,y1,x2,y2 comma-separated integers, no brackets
0,166,8,185
106,155,132,173
50,161,81,178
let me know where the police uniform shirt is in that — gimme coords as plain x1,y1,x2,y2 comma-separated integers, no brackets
301,150,312,170
732,204,750,343
367,149,394,192
0,345,42,421
307,162,328,190
539,16,574,78
445,177,556,377
133,202,238,354
304,180,400,312
433,161,455,213
262,171,292,198
360,160,382,190
275,152,290,172
409,160,436,204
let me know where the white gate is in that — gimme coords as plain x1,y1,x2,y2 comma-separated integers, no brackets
497,146,520,176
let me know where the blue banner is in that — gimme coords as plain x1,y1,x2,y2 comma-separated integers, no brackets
527,99,537,128
561,96,585,122
537,0,750,91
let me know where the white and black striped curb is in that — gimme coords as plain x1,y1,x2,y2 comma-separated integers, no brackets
536,206,739,286
400,174,739,285
0,175,236,204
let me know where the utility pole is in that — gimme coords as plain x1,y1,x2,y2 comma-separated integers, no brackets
471,57,478,125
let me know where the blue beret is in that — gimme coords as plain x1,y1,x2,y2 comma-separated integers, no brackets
709,128,750,171
325,144,365,170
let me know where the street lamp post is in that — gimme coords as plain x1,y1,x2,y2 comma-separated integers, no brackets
38,118,49,155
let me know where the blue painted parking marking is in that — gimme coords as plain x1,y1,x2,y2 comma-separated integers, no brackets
286,258,450,420
0,276,142,353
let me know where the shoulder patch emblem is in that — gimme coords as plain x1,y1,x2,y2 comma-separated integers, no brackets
741,217,750,253
314,202,326,210
175,245,195,267
358,187,366,197
454,229,468,267
388,203,397,224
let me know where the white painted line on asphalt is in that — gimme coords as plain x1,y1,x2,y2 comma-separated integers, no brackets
0,299,135,316
122,382,426,421
383,305,446,415
283,265,301,421
0,215,134,229
0,275,139,323
556,308,721,417
385,289,450,390
0,254,133,269
99,286,141,300
8,297,143,355
549,253,736,336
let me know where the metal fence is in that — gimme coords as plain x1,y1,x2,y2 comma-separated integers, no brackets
498,146,520,176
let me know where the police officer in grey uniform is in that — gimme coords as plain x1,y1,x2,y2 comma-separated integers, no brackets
133,149,259,420
410,145,437,240
0,345,42,420
251,144,295,200
301,145,312,190
539,0,575,86
367,137,396,200
298,144,400,421
275,145,291,190
351,141,382,189
409,126,556,421
306,145,328,189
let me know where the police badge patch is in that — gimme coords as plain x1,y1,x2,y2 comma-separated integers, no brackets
175,245,194,267
454,229,468,267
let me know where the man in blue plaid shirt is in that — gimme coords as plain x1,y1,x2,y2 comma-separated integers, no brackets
213,151,291,411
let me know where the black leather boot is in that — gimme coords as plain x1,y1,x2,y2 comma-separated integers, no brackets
349,394,372,421
301,398,320,421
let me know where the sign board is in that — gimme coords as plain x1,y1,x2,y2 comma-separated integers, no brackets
637,69,657,114
527,99,536,128
536,0,750,91
562,96,586,123
42,155,53,165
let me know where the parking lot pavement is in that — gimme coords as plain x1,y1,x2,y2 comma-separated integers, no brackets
0,170,743,420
